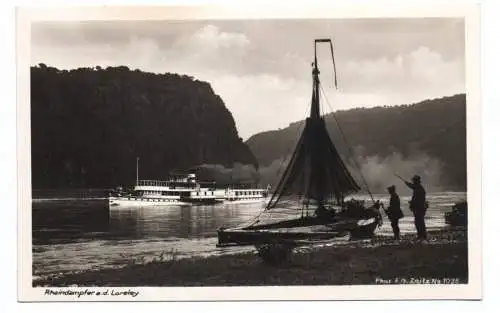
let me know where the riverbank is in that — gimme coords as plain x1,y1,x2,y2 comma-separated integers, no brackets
34,229,468,287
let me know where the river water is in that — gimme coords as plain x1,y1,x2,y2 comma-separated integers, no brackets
32,191,466,279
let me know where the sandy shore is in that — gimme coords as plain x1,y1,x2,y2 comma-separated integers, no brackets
33,229,467,287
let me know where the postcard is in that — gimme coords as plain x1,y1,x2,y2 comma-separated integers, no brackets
17,2,482,302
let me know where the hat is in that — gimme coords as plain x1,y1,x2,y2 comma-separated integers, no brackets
411,175,421,183
387,185,396,191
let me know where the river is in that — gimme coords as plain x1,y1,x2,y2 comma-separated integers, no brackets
32,191,466,279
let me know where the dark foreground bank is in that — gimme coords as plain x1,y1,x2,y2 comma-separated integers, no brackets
33,229,468,287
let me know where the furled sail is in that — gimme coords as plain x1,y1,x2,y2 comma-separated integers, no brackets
216,39,383,249
266,39,361,209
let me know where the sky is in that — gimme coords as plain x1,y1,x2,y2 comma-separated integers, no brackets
31,18,465,140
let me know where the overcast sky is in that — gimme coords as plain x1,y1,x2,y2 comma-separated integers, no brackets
31,18,465,140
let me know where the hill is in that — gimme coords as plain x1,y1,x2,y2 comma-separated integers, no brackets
31,64,257,188
246,94,466,191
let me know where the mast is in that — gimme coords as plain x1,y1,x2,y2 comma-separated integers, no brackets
136,157,139,185
265,38,360,210
310,42,321,119
311,38,337,118
306,39,332,207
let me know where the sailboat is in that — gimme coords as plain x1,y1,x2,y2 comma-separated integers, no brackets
217,39,383,254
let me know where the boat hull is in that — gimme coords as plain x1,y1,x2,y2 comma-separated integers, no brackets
349,219,379,239
217,228,346,247
444,201,468,227
444,212,467,227
109,196,267,208
216,216,380,247
108,196,191,207
223,197,268,205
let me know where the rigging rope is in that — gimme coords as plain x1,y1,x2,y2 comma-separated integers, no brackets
264,98,311,205
247,92,313,223
315,38,338,89
268,39,339,212
318,82,376,205
328,40,338,89
274,104,310,184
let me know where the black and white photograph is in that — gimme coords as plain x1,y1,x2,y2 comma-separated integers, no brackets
17,4,482,301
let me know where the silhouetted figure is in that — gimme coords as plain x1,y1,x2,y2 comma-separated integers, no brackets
385,185,403,240
404,175,428,240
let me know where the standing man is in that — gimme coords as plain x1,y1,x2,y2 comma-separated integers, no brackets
385,185,403,240
403,175,428,240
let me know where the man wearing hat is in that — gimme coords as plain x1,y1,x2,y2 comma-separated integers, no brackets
385,185,403,240
403,175,428,240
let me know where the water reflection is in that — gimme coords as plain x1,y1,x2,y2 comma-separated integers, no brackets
108,203,265,240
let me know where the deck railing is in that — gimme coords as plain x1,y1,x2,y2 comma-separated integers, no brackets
136,179,189,186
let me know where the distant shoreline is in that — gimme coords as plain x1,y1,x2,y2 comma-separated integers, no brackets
33,229,468,287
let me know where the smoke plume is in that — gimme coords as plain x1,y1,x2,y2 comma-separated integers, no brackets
347,149,444,195
195,163,259,187
196,149,444,195
195,157,291,188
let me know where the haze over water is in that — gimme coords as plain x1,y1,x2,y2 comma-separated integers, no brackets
32,191,466,279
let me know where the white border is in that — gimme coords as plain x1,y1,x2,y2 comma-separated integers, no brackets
16,3,482,302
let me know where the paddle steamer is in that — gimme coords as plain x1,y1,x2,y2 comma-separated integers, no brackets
108,162,269,208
